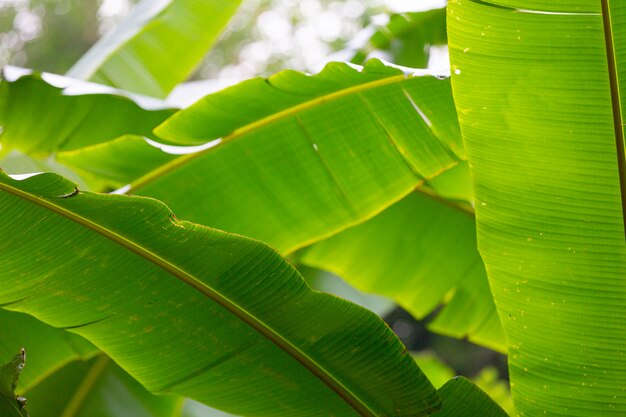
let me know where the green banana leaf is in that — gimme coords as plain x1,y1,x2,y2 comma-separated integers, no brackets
432,377,508,417
57,135,177,191
0,170,440,417
449,0,626,415
135,59,463,254
298,191,505,352
0,69,175,157
25,356,181,417
351,8,447,68
67,0,242,98
0,310,97,393
0,351,28,417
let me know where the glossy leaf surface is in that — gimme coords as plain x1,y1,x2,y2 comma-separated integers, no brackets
67,0,242,97
0,171,439,417
449,0,626,415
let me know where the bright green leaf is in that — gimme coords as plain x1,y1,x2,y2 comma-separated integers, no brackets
351,8,447,68
449,0,626,415
0,69,175,157
413,353,455,390
67,0,242,98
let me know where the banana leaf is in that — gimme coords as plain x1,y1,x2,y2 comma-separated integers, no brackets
449,0,626,415
0,170,440,417
0,69,175,157
137,59,463,254
0,60,503,352
67,0,242,98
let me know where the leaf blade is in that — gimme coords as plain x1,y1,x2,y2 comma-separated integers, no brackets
449,0,626,415
0,171,440,417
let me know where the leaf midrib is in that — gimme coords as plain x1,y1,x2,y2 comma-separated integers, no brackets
600,0,626,237
131,72,416,191
0,179,378,417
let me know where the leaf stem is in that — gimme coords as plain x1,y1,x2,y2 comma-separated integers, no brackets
60,355,109,417
600,0,626,238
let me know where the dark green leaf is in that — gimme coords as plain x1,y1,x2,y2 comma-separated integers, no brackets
433,377,508,417
135,60,463,255
0,171,439,417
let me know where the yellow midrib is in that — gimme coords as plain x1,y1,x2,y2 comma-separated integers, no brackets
600,0,626,237
132,72,413,190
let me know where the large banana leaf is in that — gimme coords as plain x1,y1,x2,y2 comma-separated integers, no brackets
0,69,175,157
298,191,505,352
0,171,440,417
67,0,242,98
449,0,626,415
135,59,463,254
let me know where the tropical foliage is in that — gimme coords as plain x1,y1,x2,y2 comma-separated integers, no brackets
0,0,621,416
